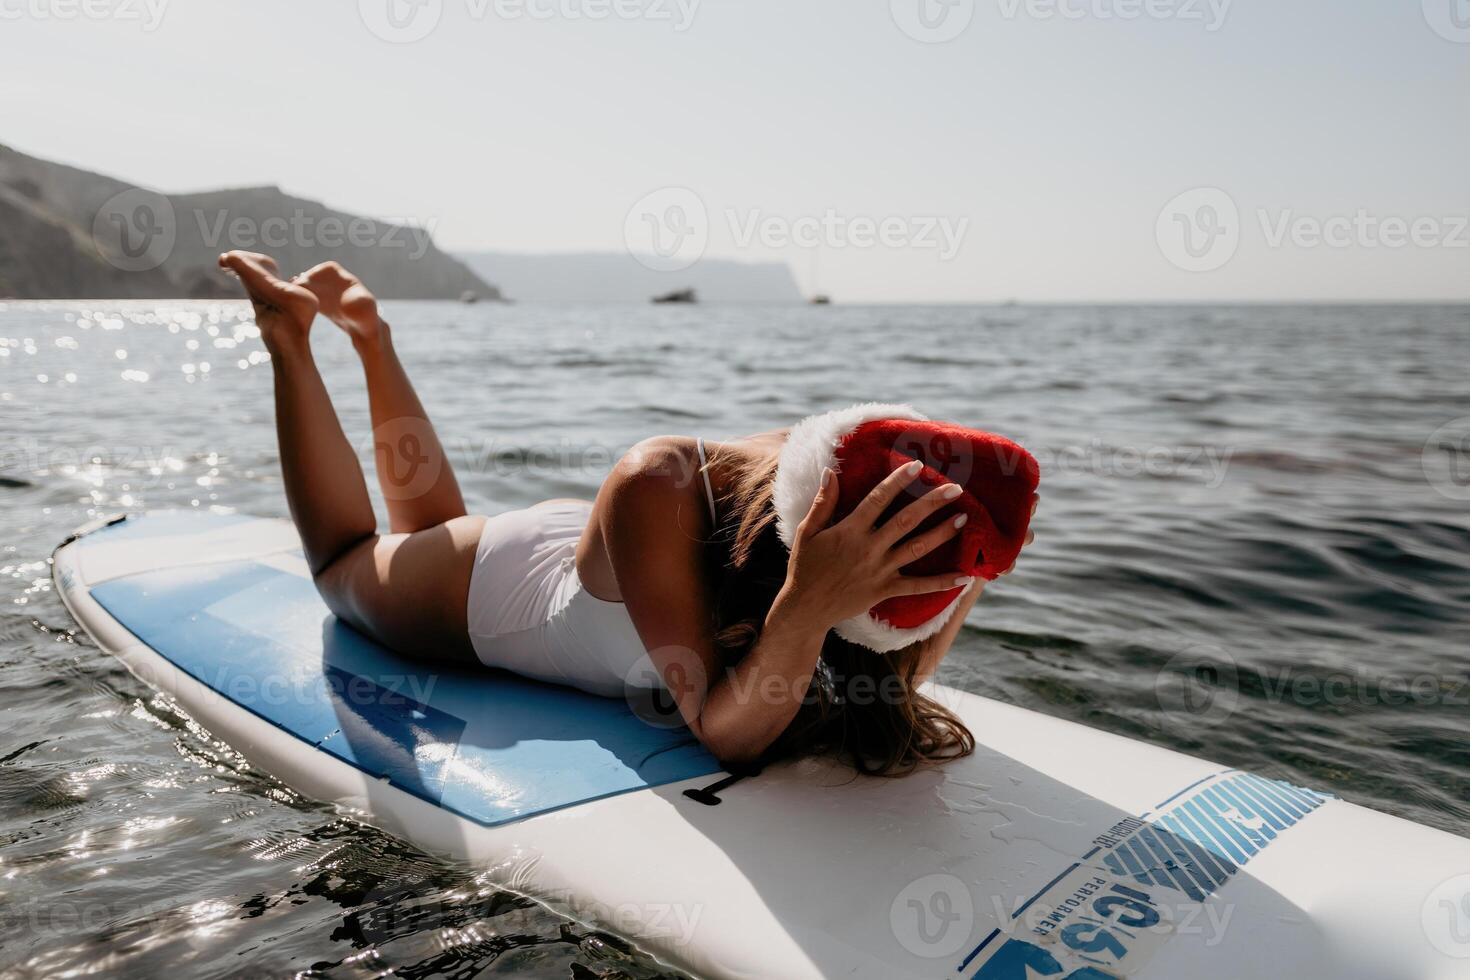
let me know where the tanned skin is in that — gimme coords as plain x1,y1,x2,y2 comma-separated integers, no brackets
221,250,1035,767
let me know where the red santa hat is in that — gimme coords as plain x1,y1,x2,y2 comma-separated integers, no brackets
772,403,1040,653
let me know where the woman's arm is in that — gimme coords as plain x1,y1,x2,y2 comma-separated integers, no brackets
602,443,972,767
598,441,817,765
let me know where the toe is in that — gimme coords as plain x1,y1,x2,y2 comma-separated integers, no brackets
219,250,279,275
221,251,283,296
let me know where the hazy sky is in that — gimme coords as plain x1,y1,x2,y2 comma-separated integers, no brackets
6,0,1468,302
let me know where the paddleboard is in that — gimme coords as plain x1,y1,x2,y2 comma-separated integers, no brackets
52,511,1470,979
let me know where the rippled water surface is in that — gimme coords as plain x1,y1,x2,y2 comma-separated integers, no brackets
2,301,1468,976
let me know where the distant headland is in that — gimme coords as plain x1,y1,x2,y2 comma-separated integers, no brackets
0,144,805,305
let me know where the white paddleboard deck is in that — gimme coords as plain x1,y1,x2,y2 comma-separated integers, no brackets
53,511,1470,979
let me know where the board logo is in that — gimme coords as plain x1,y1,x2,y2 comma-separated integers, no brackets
958,771,1332,978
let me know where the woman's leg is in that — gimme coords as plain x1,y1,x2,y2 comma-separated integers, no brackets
294,261,467,534
221,251,480,662
355,329,468,533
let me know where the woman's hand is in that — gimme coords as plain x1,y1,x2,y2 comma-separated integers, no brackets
781,460,972,630
292,261,384,347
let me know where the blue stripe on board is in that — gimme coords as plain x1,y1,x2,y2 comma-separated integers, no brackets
1012,862,1082,921
1202,787,1271,850
1196,792,1261,858
1108,841,1148,879
1179,798,1250,865
1154,824,1219,897
1124,838,1173,892
1214,782,1279,843
87,551,722,827
1229,777,1291,830
1270,778,1324,811
1135,827,1207,901
1155,813,1233,886
1152,770,1232,811
1169,805,1239,873
958,929,1002,972
1154,817,1231,891
1246,774,1307,824
1241,775,1306,823
89,510,253,542
1267,773,1331,809
1246,775,1308,818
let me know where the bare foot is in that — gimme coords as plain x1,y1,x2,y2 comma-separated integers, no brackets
218,251,318,351
294,261,385,348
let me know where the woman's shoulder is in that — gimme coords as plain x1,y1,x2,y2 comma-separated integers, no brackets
577,437,705,594
592,436,706,534
605,436,702,496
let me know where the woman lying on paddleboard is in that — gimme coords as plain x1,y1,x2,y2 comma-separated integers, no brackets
219,250,1038,774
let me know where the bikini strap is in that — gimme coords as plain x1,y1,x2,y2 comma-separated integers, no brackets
695,437,718,528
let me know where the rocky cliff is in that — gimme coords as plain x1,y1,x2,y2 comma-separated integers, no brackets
0,144,499,301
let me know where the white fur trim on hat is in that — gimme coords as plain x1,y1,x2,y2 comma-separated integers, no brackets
774,403,967,652
836,578,975,653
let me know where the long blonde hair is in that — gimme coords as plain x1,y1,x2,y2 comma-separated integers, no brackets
705,447,975,776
